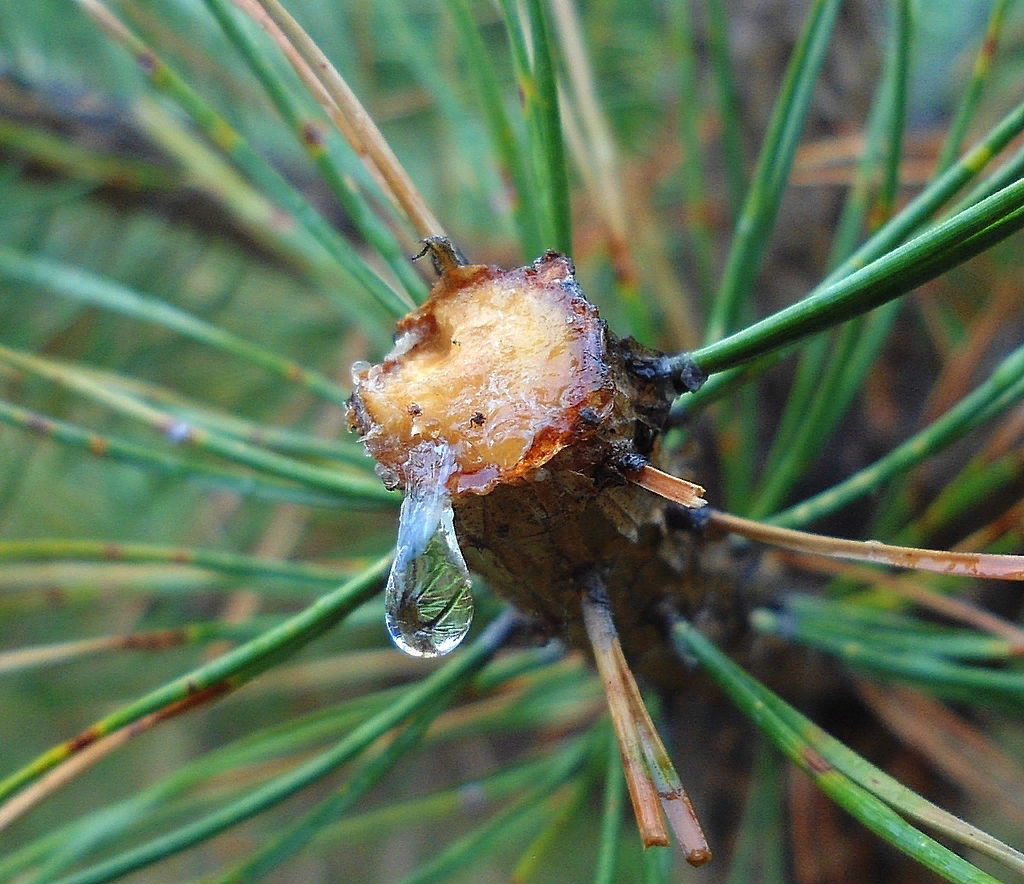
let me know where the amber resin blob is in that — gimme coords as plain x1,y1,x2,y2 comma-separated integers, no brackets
349,243,616,495
349,240,696,661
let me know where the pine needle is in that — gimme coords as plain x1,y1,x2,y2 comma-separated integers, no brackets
581,583,711,866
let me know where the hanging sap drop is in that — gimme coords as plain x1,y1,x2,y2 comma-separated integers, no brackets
386,505,473,657
385,443,474,657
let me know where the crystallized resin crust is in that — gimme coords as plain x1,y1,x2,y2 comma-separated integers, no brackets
348,250,616,495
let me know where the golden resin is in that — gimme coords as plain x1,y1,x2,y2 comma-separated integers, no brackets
349,251,613,494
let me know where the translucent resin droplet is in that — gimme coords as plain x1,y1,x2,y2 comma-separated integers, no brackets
385,443,474,657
